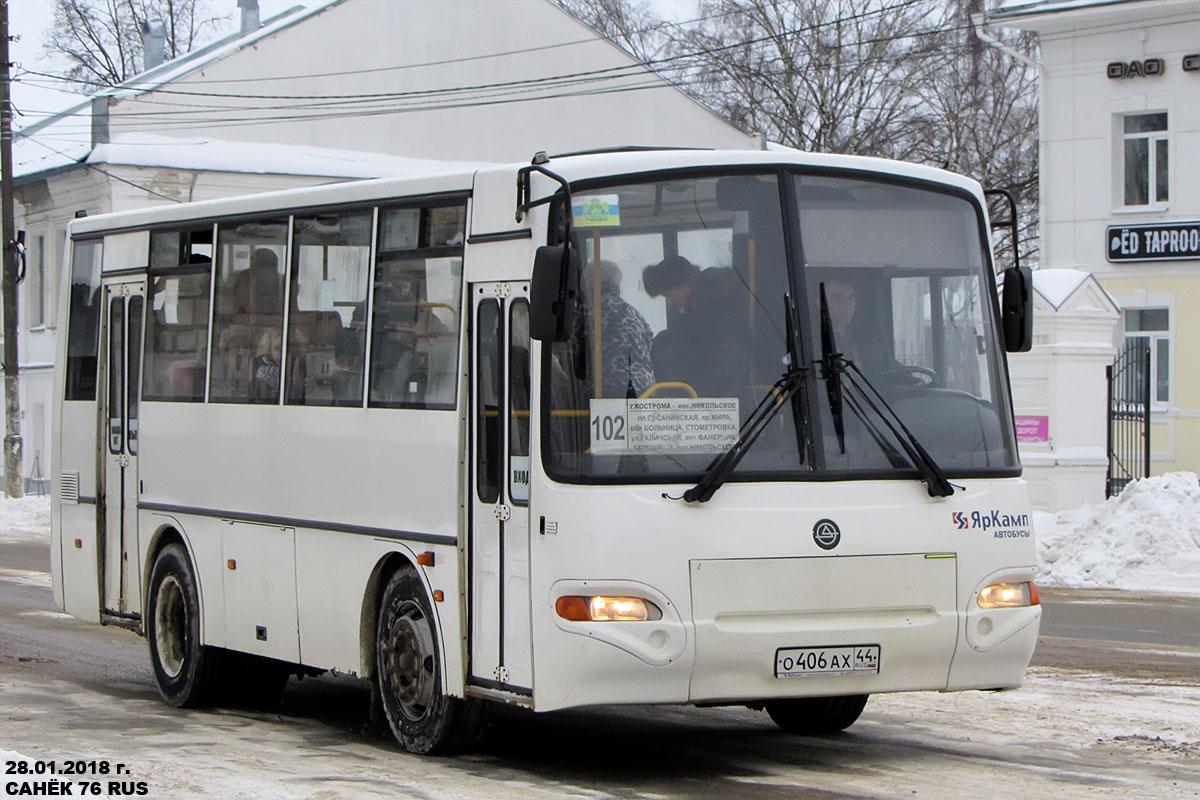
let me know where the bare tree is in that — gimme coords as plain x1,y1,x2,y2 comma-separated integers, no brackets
676,0,947,160
553,0,669,62
558,0,1040,263
43,0,228,91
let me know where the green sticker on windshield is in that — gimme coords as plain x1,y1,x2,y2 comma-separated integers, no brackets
573,195,621,227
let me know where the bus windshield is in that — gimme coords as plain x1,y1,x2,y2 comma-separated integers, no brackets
544,170,1019,483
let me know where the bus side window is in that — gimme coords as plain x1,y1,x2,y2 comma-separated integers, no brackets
287,212,372,407
369,203,465,410
64,240,104,401
144,228,213,402
209,220,287,404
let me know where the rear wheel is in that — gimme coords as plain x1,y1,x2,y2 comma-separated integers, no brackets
765,694,869,735
146,543,220,707
376,566,488,755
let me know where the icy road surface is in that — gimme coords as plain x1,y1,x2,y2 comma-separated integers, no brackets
3,515,1199,797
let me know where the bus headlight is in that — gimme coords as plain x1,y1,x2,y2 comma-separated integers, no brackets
555,595,662,622
977,581,1040,609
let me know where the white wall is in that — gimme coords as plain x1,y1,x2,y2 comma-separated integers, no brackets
1036,9,1200,276
108,0,757,161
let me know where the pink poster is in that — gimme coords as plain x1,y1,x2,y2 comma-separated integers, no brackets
1015,415,1049,444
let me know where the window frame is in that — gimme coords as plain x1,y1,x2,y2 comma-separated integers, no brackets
142,225,217,403
1120,112,1169,209
1123,307,1171,411
367,200,467,411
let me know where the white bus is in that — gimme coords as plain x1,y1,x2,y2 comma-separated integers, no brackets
52,148,1040,755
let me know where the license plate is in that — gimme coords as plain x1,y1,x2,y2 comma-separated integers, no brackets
774,645,881,678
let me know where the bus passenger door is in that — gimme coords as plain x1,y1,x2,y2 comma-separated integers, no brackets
100,279,146,619
469,282,533,693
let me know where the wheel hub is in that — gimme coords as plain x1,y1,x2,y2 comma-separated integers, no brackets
384,601,436,721
154,575,187,679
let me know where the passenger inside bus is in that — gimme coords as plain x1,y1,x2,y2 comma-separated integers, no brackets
582,260,654,398
642,255,749,399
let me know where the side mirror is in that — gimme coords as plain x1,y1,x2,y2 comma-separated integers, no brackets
1001,266,1033,353
530,245,579,342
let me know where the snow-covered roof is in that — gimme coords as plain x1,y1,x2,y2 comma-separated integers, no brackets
1034,268,1090,308
17,130,487,184
990,0,1198,24
91,133,489,179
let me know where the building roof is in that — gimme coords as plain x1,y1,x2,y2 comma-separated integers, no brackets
989,0,1199,27
13,2,350,183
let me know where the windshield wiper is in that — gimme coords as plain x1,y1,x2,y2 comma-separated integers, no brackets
818,284,847,454
817,283,954,498
679,294,810,503
678,364,807,503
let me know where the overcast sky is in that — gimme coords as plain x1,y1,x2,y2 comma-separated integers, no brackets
11,0,699,128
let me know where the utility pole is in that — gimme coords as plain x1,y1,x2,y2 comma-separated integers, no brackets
0,0,23,498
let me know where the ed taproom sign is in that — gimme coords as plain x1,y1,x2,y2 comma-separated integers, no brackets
1107,222,1200,262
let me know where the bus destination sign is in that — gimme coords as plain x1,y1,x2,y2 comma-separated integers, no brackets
1107,222,1200,262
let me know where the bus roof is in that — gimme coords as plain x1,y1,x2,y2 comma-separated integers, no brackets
68,148,986,238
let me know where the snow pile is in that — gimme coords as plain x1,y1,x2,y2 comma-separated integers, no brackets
1035,472,1200,595
0,494,50,544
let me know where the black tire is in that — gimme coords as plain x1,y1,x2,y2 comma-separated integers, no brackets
765,694,869,735
145,543,221,708
376,566,488,755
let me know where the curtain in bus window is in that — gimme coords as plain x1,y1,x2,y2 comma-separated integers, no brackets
209,219,287,403
369,204,465,409
287,211,372,407
143,228,213,402
65,240,104,401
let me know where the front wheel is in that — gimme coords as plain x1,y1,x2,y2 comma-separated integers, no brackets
145,543,220,707
376,566,488,755
765,694,869,735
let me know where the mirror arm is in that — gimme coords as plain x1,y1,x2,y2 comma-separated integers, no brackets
984,187,1021,272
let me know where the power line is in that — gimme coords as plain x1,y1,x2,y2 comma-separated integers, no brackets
22,0,932,104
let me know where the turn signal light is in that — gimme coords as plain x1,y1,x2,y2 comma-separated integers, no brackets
555,595,662,622
978,581,1039,609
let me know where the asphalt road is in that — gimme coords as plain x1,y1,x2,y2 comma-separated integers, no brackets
3,533,1198,799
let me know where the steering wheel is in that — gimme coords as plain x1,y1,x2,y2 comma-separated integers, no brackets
881,365,939,388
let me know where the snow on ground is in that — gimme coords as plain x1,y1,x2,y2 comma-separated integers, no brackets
1035,472,1200,596
0,495,50,545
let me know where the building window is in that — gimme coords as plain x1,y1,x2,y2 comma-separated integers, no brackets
31,235,46,327
1124,308,1169,407
1123,113,1168,206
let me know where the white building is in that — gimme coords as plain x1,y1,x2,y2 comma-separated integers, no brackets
11,0,756,488
989,0,1200,480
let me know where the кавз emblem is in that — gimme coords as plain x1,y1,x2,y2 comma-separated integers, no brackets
812,518,841,550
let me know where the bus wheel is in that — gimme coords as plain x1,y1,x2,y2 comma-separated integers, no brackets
146,543,219,708
376,566,488,755
765,695,869,735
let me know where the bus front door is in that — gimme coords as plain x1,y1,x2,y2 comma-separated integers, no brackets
99,279,146,621
469,282,533,694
